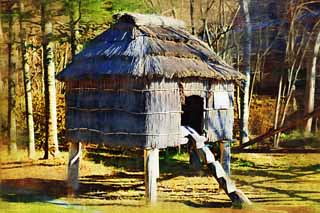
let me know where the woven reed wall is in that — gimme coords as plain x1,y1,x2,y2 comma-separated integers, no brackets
144,79,181,148
65,77,181,148
64,77,234,148
181,79,234,142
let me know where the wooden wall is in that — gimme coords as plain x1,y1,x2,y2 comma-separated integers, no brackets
205,82,234,142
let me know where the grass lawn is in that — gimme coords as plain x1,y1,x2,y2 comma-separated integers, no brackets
0,148,319,212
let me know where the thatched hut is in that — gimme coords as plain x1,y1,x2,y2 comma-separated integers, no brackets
57,13,243,148
57,13,244,202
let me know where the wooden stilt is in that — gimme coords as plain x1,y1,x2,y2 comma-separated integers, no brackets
219,142,225,163
144,148,159,204
219,141,231,176
67,142,81,193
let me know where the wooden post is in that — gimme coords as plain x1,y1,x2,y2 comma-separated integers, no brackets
219,141,231,176
144,148,159,204
68,142,81,193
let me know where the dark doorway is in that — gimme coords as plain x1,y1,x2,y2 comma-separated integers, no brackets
181,95,204,134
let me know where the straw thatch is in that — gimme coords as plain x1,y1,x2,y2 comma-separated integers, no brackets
57,13,243,81
58,13,239,149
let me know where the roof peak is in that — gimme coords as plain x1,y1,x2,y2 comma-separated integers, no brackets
114,13,186,29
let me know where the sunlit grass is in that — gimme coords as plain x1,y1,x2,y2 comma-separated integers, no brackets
167,152,189,162
2,200,318,213
1,148,319,212
279,130,320,148
232,153,320,207
0,200,82,213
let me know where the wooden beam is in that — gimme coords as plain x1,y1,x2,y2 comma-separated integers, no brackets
144,148,159,204
67,142,81,194
233,107,320,151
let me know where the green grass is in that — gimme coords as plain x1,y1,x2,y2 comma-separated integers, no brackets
231,153,320,207
279,130,320,148
0,200,84,213
1,149,320,212
2,199,318,213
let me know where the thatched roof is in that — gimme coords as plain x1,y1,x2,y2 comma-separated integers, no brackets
57,13,244,81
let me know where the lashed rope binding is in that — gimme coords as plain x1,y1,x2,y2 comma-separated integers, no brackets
69,142,81,167
68,142,82,193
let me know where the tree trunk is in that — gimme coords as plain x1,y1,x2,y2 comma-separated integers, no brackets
20,2,36,159
0,8,3,135
7,11,17,154
41,2,59,159
239,0,251,144
190,0,195,35
273,74,283,148
69,0,80,57
0,6,3,90
304,31,320,132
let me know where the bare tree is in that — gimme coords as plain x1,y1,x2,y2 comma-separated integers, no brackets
273,1,320,146
41,0,59,158
239,0,251,144
66,0,81,57
0,2,4,91
305,30,320,132
200,0,215,49
190,0,195,35
19,1,35,159
7,3,17,154
0,7,3,138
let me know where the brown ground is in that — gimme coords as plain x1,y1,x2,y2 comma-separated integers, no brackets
0,148,319,213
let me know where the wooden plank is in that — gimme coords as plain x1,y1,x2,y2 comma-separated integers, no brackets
67,142,81,193
144,148,159,204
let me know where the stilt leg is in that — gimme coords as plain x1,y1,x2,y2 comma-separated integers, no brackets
144,148,159,204
68,142,81,193
220,141,231,176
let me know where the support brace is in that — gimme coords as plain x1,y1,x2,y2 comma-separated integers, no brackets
186,130,251,206
199,146,251,205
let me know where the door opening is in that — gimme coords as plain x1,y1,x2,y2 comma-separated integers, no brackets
181,95,204,134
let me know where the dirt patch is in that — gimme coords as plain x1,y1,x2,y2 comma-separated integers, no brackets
1,150,319,212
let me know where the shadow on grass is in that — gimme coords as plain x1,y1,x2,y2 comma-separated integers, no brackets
0,178,67,203
85,149,199,178
182,200,232,208
1,158,66,170
0,177,142,208
232,162,320,204
0,149,217,207
85,151,144,172
0,173,145,203
4,149,318,208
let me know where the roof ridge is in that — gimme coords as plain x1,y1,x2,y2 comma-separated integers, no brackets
114,13,186,29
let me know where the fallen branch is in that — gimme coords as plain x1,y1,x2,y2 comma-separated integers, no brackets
233,107,320,151
233,149,320,154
